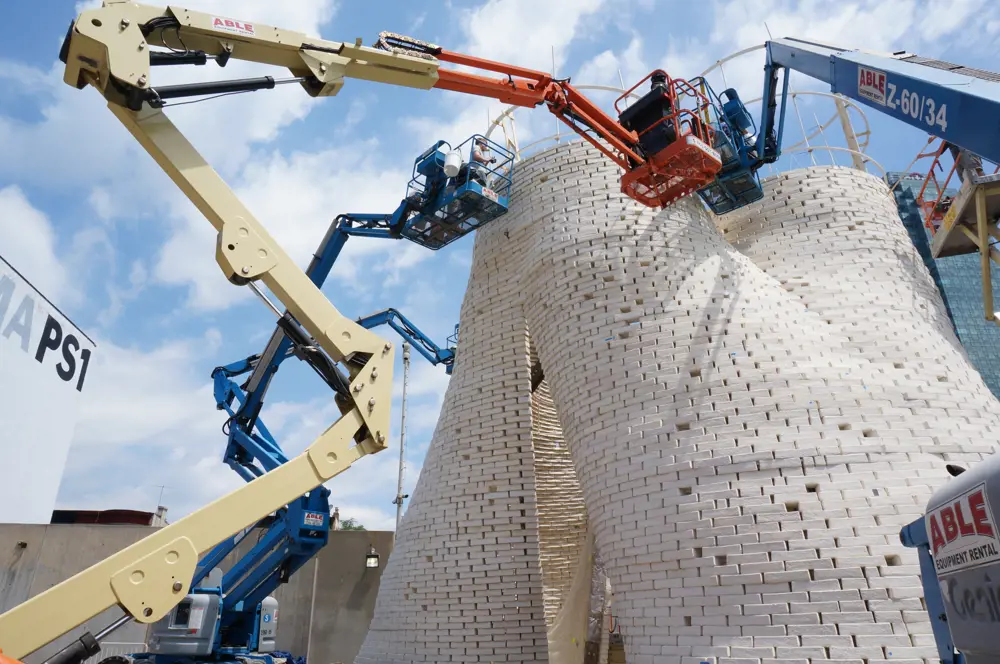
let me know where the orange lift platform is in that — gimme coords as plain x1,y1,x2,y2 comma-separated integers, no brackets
375,33,722,209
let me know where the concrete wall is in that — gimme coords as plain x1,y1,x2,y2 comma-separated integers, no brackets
0,524,393,664
0,524,153,663
358,141,1000,664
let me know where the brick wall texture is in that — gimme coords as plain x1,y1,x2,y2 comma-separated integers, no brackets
356,141,1000,664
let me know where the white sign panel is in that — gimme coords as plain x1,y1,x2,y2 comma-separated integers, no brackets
927,482,1000,576
0,255,95,524
857,66,888,106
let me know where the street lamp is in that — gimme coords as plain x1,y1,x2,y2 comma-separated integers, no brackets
365,544,380,569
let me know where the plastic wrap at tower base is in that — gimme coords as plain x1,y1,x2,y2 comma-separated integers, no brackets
355,141,1000,664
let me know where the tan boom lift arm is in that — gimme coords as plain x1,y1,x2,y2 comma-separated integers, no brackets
0,0,460,658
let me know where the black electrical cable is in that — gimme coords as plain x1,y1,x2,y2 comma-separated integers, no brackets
160,89,260,107
142,17,200,63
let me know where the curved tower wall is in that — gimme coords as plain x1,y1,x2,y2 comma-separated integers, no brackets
718,169,973,381
354,212,550,663
358,142,1000,664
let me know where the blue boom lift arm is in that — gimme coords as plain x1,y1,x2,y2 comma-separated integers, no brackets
167,200,462,658
900,516,964,664
695,38,1000,215
357,309,456,373
758,38,1000,167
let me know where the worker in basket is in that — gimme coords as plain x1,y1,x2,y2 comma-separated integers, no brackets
457,138,496,188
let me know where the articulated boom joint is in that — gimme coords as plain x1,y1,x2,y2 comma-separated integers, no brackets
217,220,278,284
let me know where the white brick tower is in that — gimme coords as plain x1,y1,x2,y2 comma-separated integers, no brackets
357,141,1000,664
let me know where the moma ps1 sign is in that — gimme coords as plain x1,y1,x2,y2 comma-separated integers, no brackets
0,254,95,524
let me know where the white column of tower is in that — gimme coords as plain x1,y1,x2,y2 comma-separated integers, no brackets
507,142,1000,664
354,215,549,663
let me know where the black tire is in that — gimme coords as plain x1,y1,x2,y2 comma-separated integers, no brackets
95,656,133,664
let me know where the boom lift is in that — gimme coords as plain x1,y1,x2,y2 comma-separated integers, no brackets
898,458,1000,664
693,37,1000,216
57,1,723,211
337,135,516,250
108,159,468,662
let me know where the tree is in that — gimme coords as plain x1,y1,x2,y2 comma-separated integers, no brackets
340,517,366,531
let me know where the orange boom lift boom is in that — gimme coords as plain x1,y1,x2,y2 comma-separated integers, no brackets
374,33,722,207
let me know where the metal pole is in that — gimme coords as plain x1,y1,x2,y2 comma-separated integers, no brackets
978,188,995,321
813,112,833,166
552,45,559,143
791,94,816,166
305,557,319,661
394,343,411,534
834,95,866,170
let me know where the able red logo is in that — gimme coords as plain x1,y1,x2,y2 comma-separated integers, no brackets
857,67,887,106
927,483,1000,576
212,17,255,36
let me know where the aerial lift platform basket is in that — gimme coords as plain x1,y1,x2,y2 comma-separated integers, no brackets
395,135,515,250
616,71,722,208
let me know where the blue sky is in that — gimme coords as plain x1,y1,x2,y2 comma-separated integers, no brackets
1,0,998,529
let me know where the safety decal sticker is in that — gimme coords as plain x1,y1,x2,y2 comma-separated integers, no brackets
304,511,325,527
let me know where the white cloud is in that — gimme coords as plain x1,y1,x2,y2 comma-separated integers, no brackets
576,34,645,89
410,12,428,33
0,186,73,306
404,0,611,154
88,187,116,224
97,259,148,328
154,141,417,310
456,0,606,71
712,0,988,54
57,327,236,516
71,330,223,449
572,33,647,114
